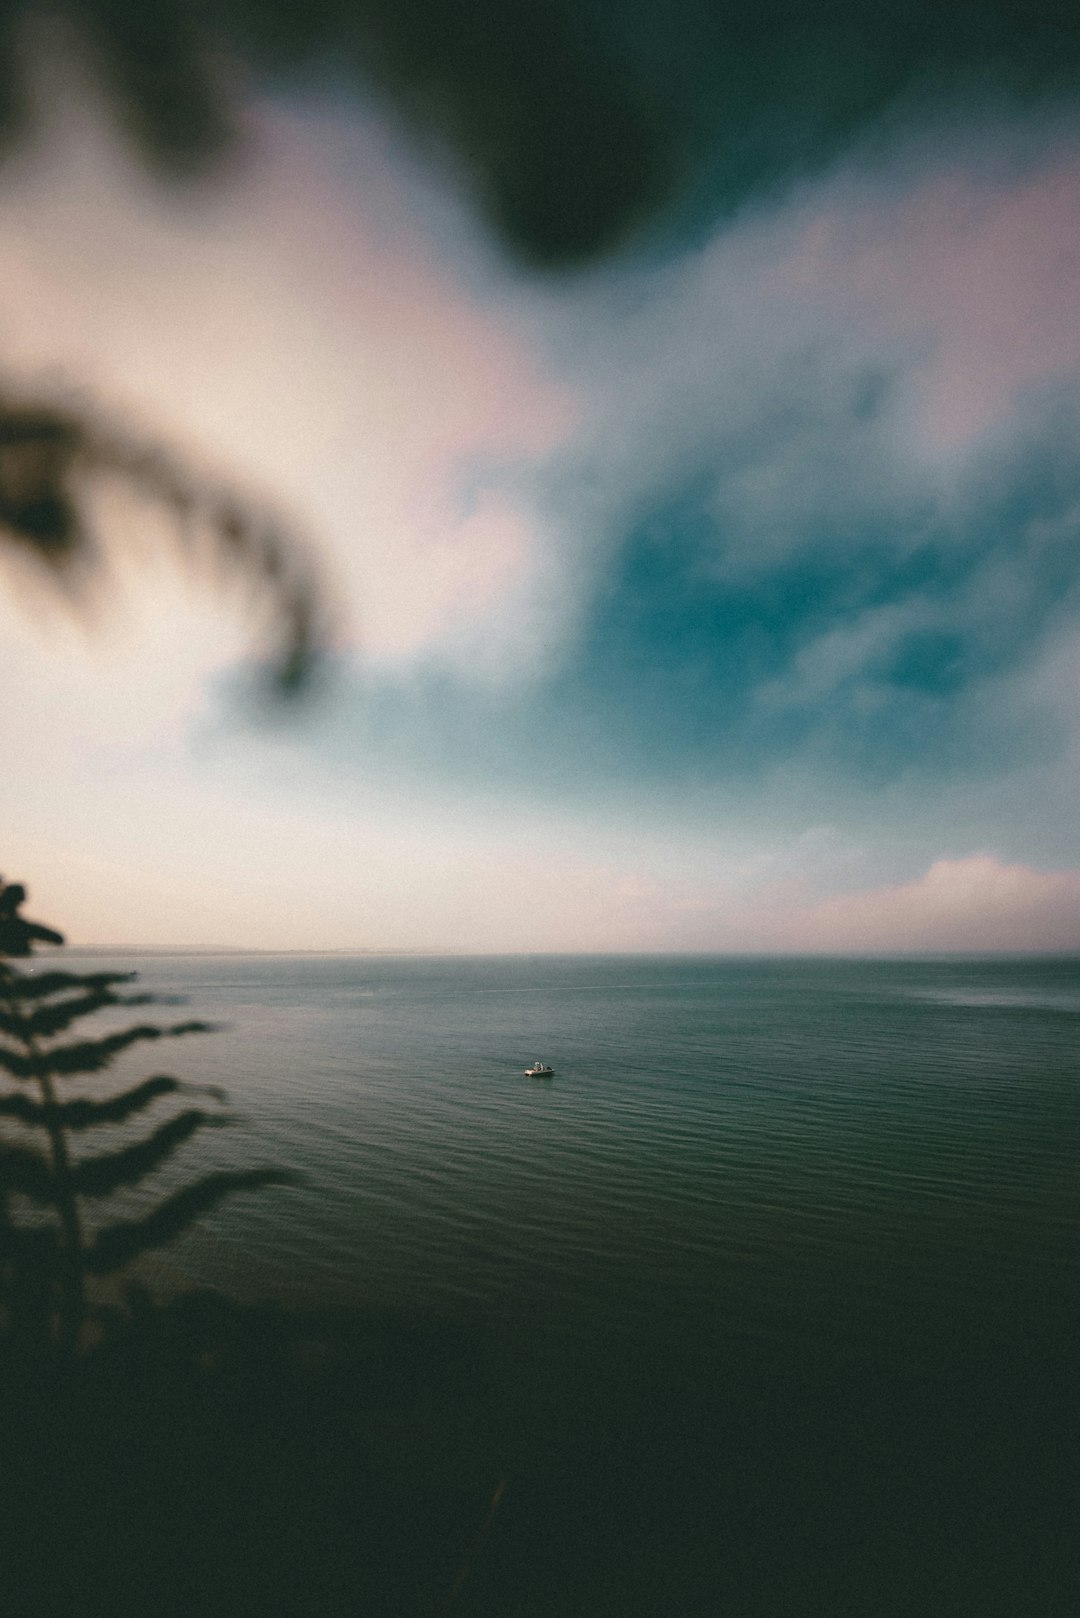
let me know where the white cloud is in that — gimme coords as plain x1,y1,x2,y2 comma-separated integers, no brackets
0,39,577,678
6,62,1080,950
775,854,1080,953
777,134,1080,448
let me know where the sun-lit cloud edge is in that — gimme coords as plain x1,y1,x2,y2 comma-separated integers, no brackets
761,855,1080,955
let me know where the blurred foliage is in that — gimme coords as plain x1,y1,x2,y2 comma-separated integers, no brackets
0,0,668,267
1,0,1078,267
0,0,668,683
0,398,330,695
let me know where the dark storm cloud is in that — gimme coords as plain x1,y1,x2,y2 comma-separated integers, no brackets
4,0,1080,265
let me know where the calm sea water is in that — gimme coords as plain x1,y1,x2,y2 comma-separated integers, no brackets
47,952,1080,1612
63,951,1080,1336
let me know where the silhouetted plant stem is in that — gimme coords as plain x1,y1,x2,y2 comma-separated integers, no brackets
29,1040,85,1355
0,967,82,1351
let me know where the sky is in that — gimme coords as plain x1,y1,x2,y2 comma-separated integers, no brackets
4,8,1080,952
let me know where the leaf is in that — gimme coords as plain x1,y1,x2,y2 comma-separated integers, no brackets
0,988,157,1040
0,1075,225,1130
0,1020,217,1080
0,971,137,1002
71,1110,230,1198
0,879,65,957
85,1169,298,1274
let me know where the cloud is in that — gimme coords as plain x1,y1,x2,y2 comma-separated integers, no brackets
0,61,580,676
327,368,1080,802
8,51,1080,738
777,136,1080,449
7,45,1080,955
775,854,1080,953
172,98,1080,838
464,116,1080,794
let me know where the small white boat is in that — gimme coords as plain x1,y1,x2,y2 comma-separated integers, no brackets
524,1060,554,1077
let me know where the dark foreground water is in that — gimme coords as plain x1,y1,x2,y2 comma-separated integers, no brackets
14,953,1080,1614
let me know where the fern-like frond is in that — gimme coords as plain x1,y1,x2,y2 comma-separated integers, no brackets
86,1169,298,1274
0,989,157,1040
71,1111,230,1199
0,1020,217,1080
0,971,137,1001
0,1075,226,1130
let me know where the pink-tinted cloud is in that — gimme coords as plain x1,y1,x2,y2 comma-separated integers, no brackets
0,48,578,673
778,855,1080,953
779,148,1080,447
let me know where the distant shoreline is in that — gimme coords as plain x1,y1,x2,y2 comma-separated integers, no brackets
59,945,458,958
56,946,1080,961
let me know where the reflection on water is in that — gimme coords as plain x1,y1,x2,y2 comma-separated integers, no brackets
906,987,1080,1010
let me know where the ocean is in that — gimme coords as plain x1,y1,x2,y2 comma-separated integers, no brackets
40,952,1080,1613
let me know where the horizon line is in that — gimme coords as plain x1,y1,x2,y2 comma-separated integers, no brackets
50,944,1080,961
